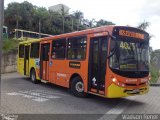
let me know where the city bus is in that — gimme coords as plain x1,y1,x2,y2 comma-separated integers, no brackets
17,25,150,98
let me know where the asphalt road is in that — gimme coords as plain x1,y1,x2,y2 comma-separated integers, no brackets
1,73,160,120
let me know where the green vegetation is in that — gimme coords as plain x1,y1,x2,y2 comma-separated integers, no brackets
3,1,115,53
4,1,115,35
137,21,160,83
150,64,159,83
150,50,160,83
2,38,18,53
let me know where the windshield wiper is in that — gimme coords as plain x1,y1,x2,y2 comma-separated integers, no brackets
107,48,116,58
128,43,135,55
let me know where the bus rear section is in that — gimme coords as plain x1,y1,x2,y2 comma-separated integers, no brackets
17,25,150,98
17,39,41,82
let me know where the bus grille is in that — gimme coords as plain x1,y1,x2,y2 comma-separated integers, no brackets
125,82,146,87
124,87,147,94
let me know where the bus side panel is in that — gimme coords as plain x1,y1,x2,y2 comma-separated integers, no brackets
49,60,67,87
17,45,24,75
66,60,89,92
24,45,30,76
26,59,29,76
29,58,40,80
65,36,90,93
17,57,24,75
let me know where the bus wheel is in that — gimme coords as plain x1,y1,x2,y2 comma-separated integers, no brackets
30,69,38,84
70,77,86,97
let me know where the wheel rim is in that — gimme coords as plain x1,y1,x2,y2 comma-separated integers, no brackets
75,81,84,92
31,71,35,81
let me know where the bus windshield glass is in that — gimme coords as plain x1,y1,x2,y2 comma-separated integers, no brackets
109,39,149,72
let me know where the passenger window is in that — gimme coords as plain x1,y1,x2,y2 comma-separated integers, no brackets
30,42,40,58
67,36,87,60
19,45,24,58
52,39,66,59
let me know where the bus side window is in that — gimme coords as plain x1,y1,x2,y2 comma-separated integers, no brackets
18,31,21,38
52,39,66,59
19,45,24,58
67,36,87,60
30,42,40,58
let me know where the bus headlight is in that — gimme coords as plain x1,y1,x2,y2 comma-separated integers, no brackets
121,83,125,87
112,77,125,87
112,78,117,82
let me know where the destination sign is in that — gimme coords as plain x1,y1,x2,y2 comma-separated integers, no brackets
119,30,144,39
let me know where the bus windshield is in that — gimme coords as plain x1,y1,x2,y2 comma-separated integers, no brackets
109,38,149,77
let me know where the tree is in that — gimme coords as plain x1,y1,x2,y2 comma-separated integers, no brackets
137,21,150,30
96,19,115,27
60,5,69,33
137,21,154,41
89,19,96,28
73,11,84,30
20,1,34,30
66,14,75,32
4,1,34,30
33,7,49,35
4,1,115,36
4,2,22,29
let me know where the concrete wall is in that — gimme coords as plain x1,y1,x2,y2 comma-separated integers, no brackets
1,50,18,74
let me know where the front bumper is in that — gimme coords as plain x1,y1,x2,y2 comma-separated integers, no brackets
107,83,149,98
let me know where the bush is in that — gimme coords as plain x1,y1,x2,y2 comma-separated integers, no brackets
150,64,159,83
2,38,18,53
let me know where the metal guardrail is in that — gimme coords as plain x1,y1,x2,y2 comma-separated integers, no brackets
11,29,53,41
150,78,160,86
150,83,160,86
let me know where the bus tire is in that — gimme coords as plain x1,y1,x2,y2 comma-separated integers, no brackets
70,77,86,97
30,69,38,84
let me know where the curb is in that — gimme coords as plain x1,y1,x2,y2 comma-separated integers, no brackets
150,84,160,86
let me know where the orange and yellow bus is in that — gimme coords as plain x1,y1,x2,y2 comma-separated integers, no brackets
17,25,150,98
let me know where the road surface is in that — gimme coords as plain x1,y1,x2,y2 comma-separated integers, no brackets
1,73,160,120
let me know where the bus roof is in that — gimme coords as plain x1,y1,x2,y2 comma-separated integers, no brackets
41,25,148,41
41,25,115,40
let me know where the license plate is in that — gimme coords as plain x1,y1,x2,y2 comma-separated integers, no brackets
133,89,140,93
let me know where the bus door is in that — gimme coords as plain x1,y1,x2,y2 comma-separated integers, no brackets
24,45,30,75
88,36,108,95
40,43,50,81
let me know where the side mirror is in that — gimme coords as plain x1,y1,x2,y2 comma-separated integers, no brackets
110,35,116,40
107,48,116,59
107,35,117,59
